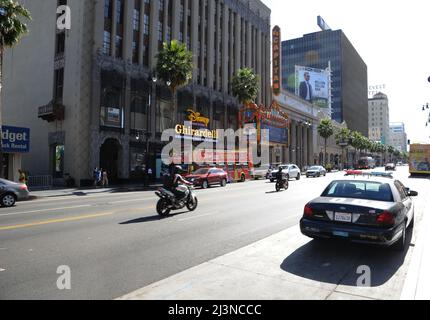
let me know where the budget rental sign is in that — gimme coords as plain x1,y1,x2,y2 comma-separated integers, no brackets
1,126,30,153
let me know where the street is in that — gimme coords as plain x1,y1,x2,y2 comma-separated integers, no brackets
0,167,428,300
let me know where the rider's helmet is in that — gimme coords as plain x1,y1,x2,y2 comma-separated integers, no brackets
174,165,183,174
278,166,283,172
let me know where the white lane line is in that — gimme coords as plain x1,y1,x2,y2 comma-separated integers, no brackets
0,268,5,272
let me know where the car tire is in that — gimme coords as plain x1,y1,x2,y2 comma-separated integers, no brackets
240,174,246,183
393,222,407,252
296,173,300,181
270,179,275,183
220,179,227,187
202,180,209,189
1,193,16,207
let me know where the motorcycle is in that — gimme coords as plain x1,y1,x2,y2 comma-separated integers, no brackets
155,184,198,217
275,176,289,192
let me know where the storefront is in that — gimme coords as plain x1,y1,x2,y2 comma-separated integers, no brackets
1,126,30,181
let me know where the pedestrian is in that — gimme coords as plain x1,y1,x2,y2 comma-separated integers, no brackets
97,168,102,186
147,168,153,183
18,169,27,184
102,169,109,187
93,167,99,187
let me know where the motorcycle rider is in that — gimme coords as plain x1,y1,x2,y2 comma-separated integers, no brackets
276,166,286,186
171,165,193,204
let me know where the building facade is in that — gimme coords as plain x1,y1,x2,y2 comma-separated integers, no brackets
2,0,271,186
389,122,408,153
368,92,390,145
281,29,369,136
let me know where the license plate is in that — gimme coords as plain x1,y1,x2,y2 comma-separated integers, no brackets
333,231,349,238
335,212,352,223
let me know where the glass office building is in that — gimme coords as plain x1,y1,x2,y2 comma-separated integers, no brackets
282,30,368,136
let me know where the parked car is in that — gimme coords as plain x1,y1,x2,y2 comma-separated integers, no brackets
300,173,417,251
185,168,228,189
306,166,327,178
251,164,271,180
0,178,30,207
385,163,396,171
269,164,301,182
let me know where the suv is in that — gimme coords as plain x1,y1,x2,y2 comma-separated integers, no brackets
185,168,228,189
269,164,301,182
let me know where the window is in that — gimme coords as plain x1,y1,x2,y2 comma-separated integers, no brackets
321,181,394,202
101,84,124,129
53,144,65,178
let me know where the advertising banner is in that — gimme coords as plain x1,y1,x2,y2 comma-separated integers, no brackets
409,144,430,174
295,66,330,109
1,126,30,153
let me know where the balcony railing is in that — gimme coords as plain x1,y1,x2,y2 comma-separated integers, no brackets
38,101,65,122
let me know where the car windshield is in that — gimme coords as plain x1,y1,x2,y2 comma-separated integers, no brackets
309,166,320,170
321,181,394,202
193,169,209,174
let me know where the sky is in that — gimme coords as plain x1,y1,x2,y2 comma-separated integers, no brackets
262,0,430,145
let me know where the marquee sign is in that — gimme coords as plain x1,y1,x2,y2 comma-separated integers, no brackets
272,26,281,96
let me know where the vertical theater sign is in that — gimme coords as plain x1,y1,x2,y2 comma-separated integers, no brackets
272,26,282,96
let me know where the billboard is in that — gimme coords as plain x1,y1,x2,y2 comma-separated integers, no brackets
295,66,331,109
272,26,282,96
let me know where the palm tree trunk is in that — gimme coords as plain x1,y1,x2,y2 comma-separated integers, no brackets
324,139,327,167
0,46,4,178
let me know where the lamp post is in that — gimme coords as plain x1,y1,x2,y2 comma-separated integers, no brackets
143,74,157,186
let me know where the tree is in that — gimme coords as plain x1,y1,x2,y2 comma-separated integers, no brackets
318,119,334,167
350,131,365,165
232,68,260,106
155,40,193,125
0,0,31,178
335,127,350,170
387,146,395,162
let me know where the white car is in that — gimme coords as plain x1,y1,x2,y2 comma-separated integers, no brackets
269,164,301,182
251,165,271,180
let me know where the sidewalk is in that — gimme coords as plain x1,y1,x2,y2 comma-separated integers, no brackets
401,198,430,300
28,183,163,199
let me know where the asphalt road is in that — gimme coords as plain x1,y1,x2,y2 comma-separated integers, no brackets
0,167,427,300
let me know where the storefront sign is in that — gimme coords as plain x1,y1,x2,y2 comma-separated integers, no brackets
175,125,218,142
1,126,30,153
272,26,281,96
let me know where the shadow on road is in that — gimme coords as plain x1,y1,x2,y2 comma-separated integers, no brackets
280,228,414,287
119,211,190,224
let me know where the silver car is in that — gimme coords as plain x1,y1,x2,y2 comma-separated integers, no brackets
269,164,301,182
0,178,30,207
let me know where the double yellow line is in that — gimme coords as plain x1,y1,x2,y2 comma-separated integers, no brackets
0,205,154,231
0,212,115,231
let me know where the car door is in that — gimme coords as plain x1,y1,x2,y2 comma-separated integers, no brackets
207,169,216,185
395,181,413,224
292,165,299,178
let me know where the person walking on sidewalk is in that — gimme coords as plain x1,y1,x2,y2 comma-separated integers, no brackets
18,169,27,185
102,169,109,188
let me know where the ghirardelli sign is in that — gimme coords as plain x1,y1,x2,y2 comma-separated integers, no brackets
272,26,281,96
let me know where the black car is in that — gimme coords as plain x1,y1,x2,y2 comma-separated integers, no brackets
300,174,417,251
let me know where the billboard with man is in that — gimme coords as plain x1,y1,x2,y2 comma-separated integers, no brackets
295,66,331,110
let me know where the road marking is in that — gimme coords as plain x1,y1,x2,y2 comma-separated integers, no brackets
0,268,5,272
0,212,114,231
0,205,92,217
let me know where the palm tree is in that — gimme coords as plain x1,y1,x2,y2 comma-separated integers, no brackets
350,131,365,166
0,0,31,178
232,68,260,107
335,127,350,170
318,119,334,167
387,146,395,162
155,40,193,125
